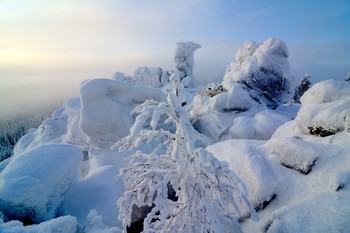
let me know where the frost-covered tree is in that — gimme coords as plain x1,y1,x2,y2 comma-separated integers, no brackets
293,71,312,103
113,73,257,233
344,72,350,82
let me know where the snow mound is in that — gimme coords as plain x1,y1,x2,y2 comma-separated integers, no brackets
263,192,350,233
296,80,350,136
0,144,83,223
230,109,291,140
211,84,256,112
13,117,67,156
223,38,293,108
190,84,261,142
265,137,318,174
79,79,165,147
0,215,78,233
207,140,281,209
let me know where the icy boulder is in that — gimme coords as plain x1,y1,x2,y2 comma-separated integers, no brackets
174,41,201,87
0,144,83,224
223,38,293,108
296,80,350,137
65,97,87,146
79,79,166,147
133,67,170,88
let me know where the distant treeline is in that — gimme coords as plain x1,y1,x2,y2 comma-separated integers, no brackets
0,104,59,162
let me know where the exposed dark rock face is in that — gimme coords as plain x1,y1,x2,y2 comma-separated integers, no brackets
240,67,290,109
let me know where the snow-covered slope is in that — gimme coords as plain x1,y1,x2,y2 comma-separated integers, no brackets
1,39,349,233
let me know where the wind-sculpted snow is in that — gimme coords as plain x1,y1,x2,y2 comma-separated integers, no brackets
79,79,166,147
0,144,83,224
65,97,87,147
133,67,170,88
174,41,201,87
223,38,293,108
230,109,291,140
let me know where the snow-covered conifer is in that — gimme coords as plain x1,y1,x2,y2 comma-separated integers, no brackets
293,71,312,103
113,72,257,233
344,72,350,82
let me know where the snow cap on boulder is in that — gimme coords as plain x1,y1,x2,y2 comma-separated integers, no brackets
223,38,293,108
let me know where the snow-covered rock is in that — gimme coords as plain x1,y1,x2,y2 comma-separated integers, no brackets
265,137,319,174
174,41,201,87
223,38,294,108
191,84,261,142
0,144,83,223
65,97,87,146
207,140,281,209
79,79,166,147
133,67,169,88
296,79,350,136
112,71,133,84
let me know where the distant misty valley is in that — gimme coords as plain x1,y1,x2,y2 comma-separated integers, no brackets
0,76,85,161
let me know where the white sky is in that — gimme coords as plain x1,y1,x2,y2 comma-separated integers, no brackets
0,0,349,117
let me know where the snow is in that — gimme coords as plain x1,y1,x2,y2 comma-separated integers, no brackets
229,109,291,140
296,80,350,136
65,97,87,147
223,38,293,108
79,78,165,147
174,41,201,87
0,215,78,233
13,117,68,156
133,67,169,88
2,39,350,232
207,140,281,208
0,144,83,223
265,137,319,174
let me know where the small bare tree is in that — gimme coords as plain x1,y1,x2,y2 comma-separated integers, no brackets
113,73,257,233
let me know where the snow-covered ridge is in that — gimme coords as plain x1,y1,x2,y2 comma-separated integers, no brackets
0,38,349,233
